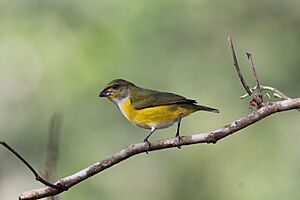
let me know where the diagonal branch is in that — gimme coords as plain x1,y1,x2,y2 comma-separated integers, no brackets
19,98,300,200
246,52,261,93
0,141,65,190
227,36,252,96
246,52,263,107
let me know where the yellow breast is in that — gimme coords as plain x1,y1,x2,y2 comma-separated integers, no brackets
117,98,198,129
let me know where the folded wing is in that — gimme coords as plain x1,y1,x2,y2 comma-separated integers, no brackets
131,87,197,110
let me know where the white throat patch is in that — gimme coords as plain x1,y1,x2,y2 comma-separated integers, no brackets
113,95,130,118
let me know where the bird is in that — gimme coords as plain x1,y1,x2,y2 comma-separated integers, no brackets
99,79,219,145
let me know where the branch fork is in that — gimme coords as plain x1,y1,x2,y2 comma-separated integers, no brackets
227,36,264,108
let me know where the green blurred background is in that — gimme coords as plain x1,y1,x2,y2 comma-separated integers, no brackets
1,0,300,199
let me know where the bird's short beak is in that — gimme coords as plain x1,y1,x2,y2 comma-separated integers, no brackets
99,89,110,97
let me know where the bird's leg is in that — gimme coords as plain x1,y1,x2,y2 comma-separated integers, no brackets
175,117,182,149
175,117,182,139
143,127,156,149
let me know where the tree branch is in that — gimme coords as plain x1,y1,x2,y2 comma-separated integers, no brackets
19,98,300,200
227,36,252,96
0,141,65,191
44,114,62,200
246,52,263,108
246,52,261,93
240,85,293,100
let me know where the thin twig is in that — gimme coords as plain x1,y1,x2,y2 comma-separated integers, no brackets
227,36,252,96
240,85,300,112
246,52,263,107
44,114,62,200
0,141,65,190
240,85,290,100
246,52,261,92
19,98,300,200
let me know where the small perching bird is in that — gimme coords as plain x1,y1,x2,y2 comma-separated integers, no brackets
99,79,219,145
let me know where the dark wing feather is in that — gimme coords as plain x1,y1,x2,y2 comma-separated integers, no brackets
130,87,196,110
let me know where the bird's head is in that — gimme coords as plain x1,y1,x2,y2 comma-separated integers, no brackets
99,79,135,103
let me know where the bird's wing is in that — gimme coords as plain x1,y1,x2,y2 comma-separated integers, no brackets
130,87,197,110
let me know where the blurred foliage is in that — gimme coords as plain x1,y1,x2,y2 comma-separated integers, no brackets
0,0,300,199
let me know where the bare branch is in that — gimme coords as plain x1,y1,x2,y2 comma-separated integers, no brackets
19,98,300,200
44,114,62,182
246,52,263,107
246,53,260,90
240,85,300,112
227,36,252,96
241,85,291,100
0,141,65,190
44,114,62,200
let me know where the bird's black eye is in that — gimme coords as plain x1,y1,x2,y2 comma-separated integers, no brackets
112,84,120,89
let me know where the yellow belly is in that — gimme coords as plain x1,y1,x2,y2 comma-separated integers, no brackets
118,98,198,129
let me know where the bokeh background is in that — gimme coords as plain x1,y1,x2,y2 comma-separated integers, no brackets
1,0,300,199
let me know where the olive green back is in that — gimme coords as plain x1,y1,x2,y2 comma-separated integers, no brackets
129,86,197,110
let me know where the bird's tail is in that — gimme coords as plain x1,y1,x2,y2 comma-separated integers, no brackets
196,105,219,113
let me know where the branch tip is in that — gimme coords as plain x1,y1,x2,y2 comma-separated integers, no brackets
0,140,64,191
227,37,252,96
246,52,251,59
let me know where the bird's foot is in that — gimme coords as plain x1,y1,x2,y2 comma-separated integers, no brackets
176,134,182,149
143,138,151,154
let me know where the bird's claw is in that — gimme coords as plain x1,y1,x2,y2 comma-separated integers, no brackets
176,135,182,149
143,139,151,154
